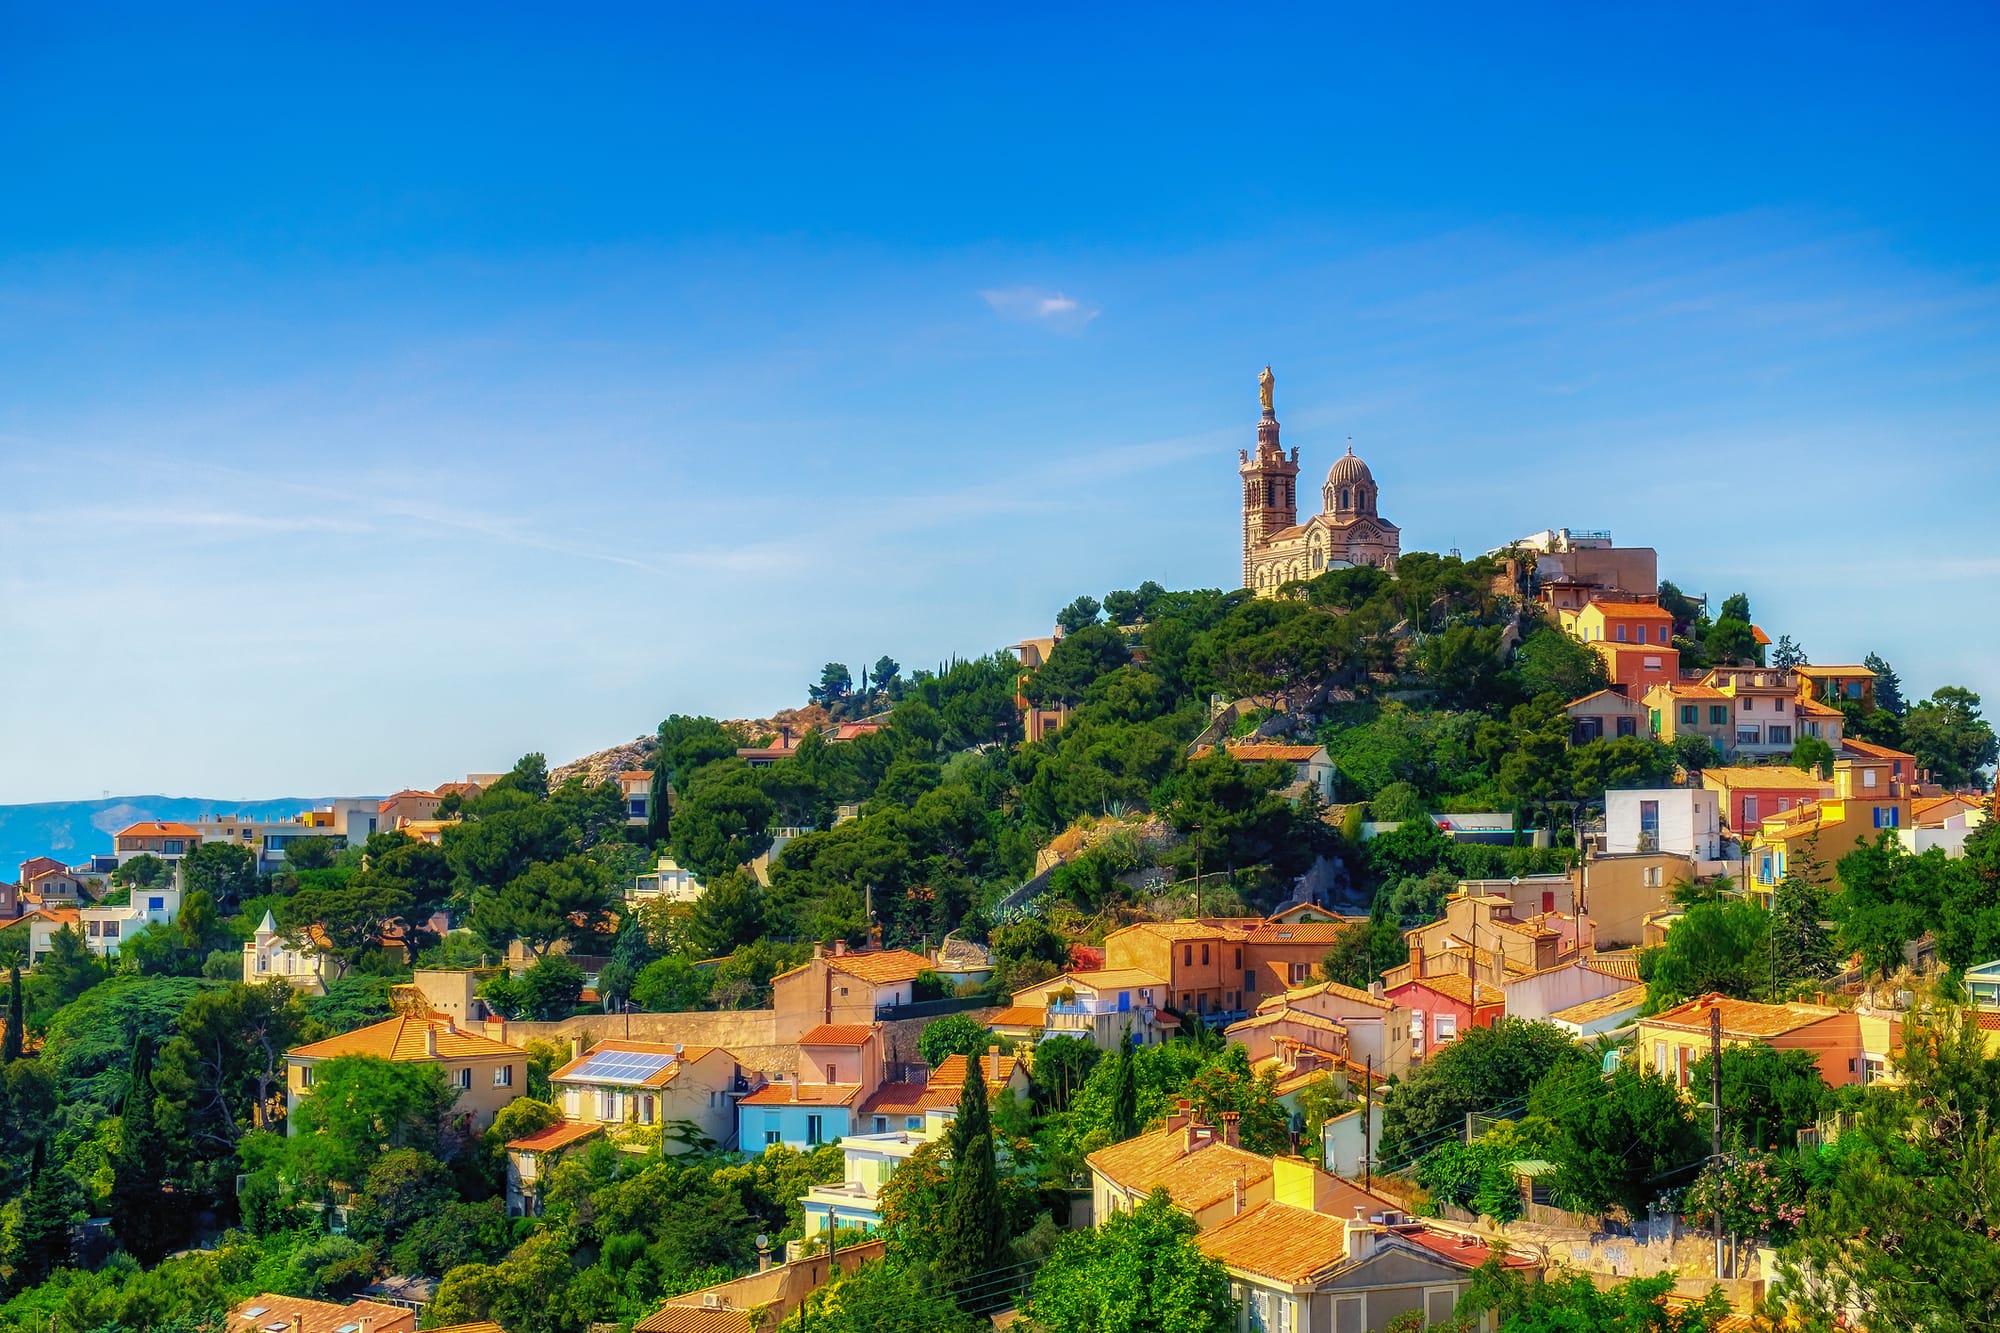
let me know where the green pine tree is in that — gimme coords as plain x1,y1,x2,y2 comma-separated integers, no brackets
111,1034,179,1264
12,1142,82,1287
947,1047,992,1166
1110,1029,1139,1142
1,952,23,1064
1772,876,1838,989
938,1129,1006,1292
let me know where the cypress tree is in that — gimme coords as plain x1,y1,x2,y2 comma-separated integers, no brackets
111,1034,179,1264
13,1142,81,1286
939,1129,1006,1290
3,959,23,1063
947,1047,992,1164
1110,1028,1139,1142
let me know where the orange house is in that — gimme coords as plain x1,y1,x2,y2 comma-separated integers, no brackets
1562,600,1677,650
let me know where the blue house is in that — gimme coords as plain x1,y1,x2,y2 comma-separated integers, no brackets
737,1077,859,1148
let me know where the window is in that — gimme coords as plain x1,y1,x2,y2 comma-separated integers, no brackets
1289,962,1311,984
874,1116,887,1133
147,896,164,911
1643,656,1662,670
1659,625,1670,644
807,1114,825,1145
1639,799,1660,835
494,1065,513,1087
301,1066,315,1089
1710,705,1729,725
1863,768,1878,789
164,840,184,855
1616,716,1637,738
1738,726,1761,745
907,1116,923,1130
1201,943,1210,965
1653,1041,1667,1072
1234,948,1242,969
1743,796,1759,822
765,1129,781,1146
1680,705,1699,725
1643,865,1663,888
1873,806,1900,829
627,799,647,818
1617,625,1628,642
457,1068,473,1090
826,1064,837,1083
1434,1014,1457,1042
1184,945,1193,965
1768,725,1791,744
1117,990,1131,1012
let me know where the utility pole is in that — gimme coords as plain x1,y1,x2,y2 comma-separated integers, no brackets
1710,1004,1724,1279
1362,1054,1374,1191
1193,824,1203,917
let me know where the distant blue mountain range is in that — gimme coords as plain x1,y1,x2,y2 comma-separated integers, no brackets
0,796,366,876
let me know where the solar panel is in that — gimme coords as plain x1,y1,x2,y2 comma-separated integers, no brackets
572,1050,675,1085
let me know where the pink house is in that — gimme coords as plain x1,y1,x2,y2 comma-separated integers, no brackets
797,1023,886,1094
1384,974,1504,1064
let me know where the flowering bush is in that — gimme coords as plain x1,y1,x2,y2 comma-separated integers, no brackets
1680,1150,1807,1240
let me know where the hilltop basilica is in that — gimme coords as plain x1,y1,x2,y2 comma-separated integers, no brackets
1239,366,1400,593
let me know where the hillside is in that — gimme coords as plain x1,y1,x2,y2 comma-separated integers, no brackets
0,794,354,874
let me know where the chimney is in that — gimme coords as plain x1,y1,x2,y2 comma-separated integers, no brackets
832,939,848,957
990,1045,1001,1084
781,725,793,746
425,1026,438,1058
360,1319,375,1333
1408,940,1424,978
1220,1111,1240,1148
487,1017,507,1044
1369,980,1383,999
571,1035,584,1062
813,942,825,960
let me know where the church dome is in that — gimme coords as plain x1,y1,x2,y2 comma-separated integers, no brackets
1325,447,1373,488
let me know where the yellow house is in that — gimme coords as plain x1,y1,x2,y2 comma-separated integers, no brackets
1746,757,1910,893
287,1011,526,1134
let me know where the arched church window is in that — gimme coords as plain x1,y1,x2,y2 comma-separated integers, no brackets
1339,487,1350,511
1265,480,1274,507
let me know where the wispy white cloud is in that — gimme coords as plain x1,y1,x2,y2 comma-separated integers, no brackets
979,286,1100,331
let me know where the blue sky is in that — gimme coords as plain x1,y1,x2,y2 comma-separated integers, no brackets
3,4,1997,804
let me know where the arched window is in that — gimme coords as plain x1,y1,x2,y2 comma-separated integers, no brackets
1265,480,1274,507
1339,487,1350,511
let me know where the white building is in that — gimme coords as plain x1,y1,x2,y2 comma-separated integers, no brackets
78,881,183,958
631,855,705,905
243,910,332,994
194,799,380,874
1603,788,1721,860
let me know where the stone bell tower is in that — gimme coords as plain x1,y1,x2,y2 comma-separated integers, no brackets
1239,365,1299,588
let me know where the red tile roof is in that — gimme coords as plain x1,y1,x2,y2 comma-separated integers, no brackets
798,1024,877,1047
115,821,200,839
289,1012,523,1062
506,1121,605,1153
738,1081,863,1107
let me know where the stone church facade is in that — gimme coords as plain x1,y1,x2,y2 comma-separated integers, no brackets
1240,367,1399,593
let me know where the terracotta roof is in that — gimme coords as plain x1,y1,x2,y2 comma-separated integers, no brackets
1399,1227,1538,1270
1019,968,1170,999
858,1081,932,1117
115,820,200,839
1588,602,1675,620
1750,625,1772,646
1796,664,1875,679
1581,952,1642,981
1222,744,1327,762
1393,974,1503,1008
227,1294,415,1333
381,789,439,802
1842,738,1917,763
1645,992,1839,1039
1565,689,1642,710
828,949,931,984
1241,921,1358,944
1548,986,1648,1027
1087,1126,1275,1213
1914,795,1984,826
1701,767,1835,791
1111,920,1255,943
986,1005,1047,1028
506,1120,605,1153
620,769,655,781
633,1309,752,1333
738,1081,863,1107
929,1053,1024,1089
1227,1008,1348,1039
798,1024,878,1048
1196,1200,1349,1281
1257,979,1395,1012
1797,698,1845,717
289,1012,523,1062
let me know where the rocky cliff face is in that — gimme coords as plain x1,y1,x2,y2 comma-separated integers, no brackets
550,704,835,788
